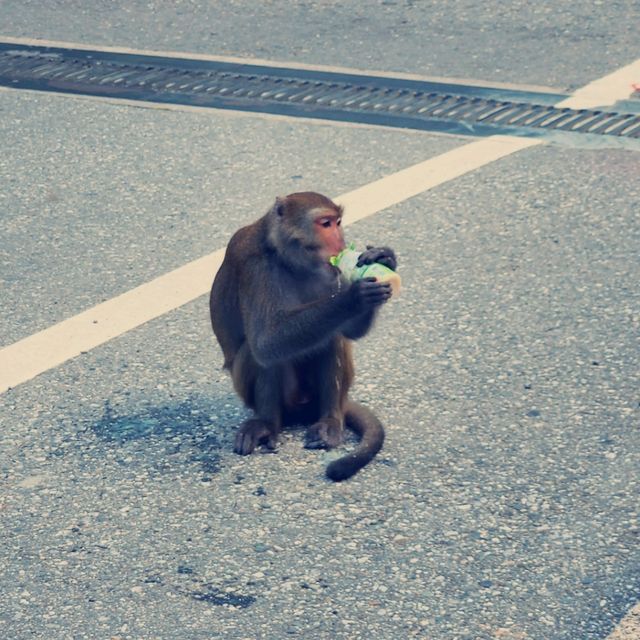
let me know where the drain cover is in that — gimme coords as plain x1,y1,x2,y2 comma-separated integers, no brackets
1,42,639,144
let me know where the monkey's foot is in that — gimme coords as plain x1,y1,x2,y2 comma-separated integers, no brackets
304,418,344,450
234,419,278,455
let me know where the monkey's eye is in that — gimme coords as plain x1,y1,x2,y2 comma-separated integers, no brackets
337,218,342,227
319,218,333,228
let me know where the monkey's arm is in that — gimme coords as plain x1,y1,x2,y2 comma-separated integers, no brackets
247,296,353,367
340,309,378,340
245,274,389,367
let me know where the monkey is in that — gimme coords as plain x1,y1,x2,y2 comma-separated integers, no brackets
209,192,397,481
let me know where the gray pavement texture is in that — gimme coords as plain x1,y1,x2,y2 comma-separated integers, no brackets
1,3,640,640
0,89,461,346
1,99,639,638
0,1,638,92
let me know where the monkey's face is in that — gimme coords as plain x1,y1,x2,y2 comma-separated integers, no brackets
312,208,345,261
269,194,345,272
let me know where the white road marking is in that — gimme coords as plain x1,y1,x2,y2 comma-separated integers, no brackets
0,135,538,394
606,602,640,640
338,136,539,225
0,251,224,393
1,34,639,637
1,42,638,395
556,57,640,109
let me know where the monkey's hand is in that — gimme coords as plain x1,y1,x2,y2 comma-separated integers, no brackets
356,245,397,271
348,277,392,312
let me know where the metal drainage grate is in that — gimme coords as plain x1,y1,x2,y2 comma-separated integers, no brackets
1,43,639,143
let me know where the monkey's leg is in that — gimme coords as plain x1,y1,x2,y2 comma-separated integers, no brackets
304,348,345,450
234,364,283,455
234,418,278,455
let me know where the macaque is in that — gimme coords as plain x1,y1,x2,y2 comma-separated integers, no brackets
210,192,396,480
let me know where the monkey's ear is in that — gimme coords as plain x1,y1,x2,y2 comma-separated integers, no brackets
274,196,286,217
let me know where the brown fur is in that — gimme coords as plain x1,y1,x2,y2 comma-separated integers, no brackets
210,192,395,480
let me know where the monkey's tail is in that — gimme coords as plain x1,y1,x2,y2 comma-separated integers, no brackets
325,400,385,482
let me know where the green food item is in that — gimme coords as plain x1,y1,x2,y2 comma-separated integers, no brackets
330,243,401,295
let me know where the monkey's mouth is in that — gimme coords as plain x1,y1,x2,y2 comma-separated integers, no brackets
322,261,340,279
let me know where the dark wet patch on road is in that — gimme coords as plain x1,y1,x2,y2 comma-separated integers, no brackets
93,400,216,443
92,400,224,477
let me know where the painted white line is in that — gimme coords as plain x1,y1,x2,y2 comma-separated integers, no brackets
606,602,640,639
0,35,561,96
556,58,640,109
0,250,225,393
0,135,539,394
338,136,539,224
1,47,637,394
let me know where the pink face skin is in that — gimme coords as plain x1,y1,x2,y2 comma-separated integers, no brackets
314,209,345,260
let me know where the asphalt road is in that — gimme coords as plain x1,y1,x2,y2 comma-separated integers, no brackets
0,3,638,640
0,0,638,91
